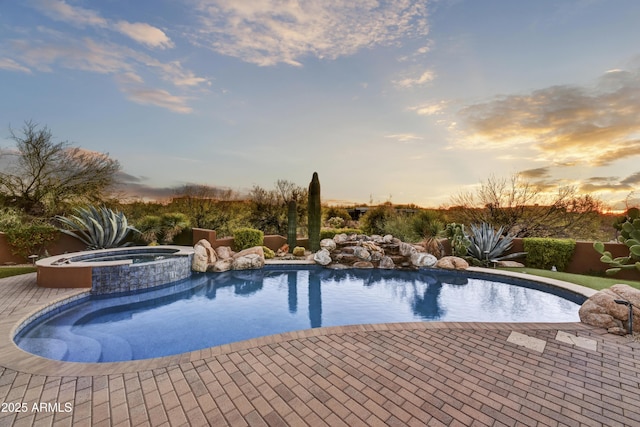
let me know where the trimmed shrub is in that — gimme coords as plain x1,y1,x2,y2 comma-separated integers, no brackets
262,246,275,259
233,227,264,251
523,238,576,271
292,246,306,257
320,228,363,240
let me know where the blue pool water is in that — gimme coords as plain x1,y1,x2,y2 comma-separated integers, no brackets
16,267,583,363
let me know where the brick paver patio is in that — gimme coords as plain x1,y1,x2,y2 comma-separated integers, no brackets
1,272,639,426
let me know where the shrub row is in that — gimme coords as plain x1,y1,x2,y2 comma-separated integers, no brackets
523,238,576,271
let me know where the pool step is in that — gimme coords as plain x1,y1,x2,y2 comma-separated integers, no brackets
18,337,68,361
86,331,134,362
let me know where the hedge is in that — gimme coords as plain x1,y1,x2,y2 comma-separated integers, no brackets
523,238,576,271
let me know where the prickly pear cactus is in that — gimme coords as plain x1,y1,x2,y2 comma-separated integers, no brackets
445,223,471,257
287,200,297,252
594,208,640,275
307,172,321,252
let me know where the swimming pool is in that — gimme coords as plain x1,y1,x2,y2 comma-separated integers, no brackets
15,267,584,363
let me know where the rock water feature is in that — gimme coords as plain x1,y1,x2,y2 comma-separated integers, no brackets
192,233,470,273
313,233,469,271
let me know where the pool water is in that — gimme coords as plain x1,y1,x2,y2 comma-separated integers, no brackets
16,267,583,363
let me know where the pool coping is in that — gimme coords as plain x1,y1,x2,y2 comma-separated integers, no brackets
1,266,597,376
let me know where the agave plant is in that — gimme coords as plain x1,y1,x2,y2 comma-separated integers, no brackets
55,206,139,250
466,222,525,266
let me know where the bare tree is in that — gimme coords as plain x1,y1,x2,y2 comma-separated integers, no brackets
449,173,604,238
0,121,120,216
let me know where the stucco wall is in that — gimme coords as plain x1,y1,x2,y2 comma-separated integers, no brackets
0,232,86,265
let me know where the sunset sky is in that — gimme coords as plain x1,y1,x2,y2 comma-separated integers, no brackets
2,0,640,210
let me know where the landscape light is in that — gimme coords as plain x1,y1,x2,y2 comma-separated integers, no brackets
614,299,634,335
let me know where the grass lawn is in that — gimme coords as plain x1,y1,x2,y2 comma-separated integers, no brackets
0,266,37,279
498,267,640,291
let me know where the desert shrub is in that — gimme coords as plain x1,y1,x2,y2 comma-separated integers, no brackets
523,238,576,271
323,207,352,223
382,213,419,242
262,246,275,259
0,208,23,231
326,217,345,228
359,204,395,235
292,246,306,256
5,222,58,258
320,228,363,240
233,227,264,251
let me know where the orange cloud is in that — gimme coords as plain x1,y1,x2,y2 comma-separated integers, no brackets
457,69,640,166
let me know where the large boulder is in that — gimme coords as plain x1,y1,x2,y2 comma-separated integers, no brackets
435,256,470,270
233,246,264,259
192,244,209,272
211,258,233,272
399,242,417,257
379,256,395,269
579,284,640,335
353,246,371,261
215,246,234,260
232,254,265,270
410,252,437,267
314,249,332,266
320,239,337,251
195,239,217,264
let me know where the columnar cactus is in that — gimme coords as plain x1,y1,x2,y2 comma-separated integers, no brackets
287,200,297,252
308,172,321,252
594,208,640,275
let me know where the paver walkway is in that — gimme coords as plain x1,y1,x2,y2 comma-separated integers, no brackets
1,272,639,426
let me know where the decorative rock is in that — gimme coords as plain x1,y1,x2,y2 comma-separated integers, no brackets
410,252,437,267
435,256,469,270
353,261,374,269
362,241,383,253
192,245,209,272
379,256,395,269
333,233,348,244
383,234,394,243
233,246,264,259
353,246,371,261
211,258,233,272
579,284,640,334
370,251,383,262
320,238,337,251
215,246,234,260
195,239,217,264
313,249,332,266
495,260,524,268
399,242,417,257
232,254,264,270
276,244,289,256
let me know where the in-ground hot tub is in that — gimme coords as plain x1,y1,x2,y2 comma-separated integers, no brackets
36,246,194,294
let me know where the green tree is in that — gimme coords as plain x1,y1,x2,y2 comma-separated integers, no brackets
0,121,121,216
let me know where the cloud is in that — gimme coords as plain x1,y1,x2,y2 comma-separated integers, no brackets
125,87,191,114
456,68,640,166
0,58,31,73
519,167,551,179
190,0,430,66
32,0,107,28
578,172,640,193
393,69,436,88
114,21,174,49
31,0,174,50
408,101,447,116
385,133,423,143
5,26,207,113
